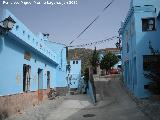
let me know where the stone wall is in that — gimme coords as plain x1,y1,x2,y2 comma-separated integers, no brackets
55,87,68,96
93,74,122,81
0,89,49,119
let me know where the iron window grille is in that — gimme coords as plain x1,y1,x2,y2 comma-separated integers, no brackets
142,17,156,32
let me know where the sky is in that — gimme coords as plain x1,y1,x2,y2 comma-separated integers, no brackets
0,0,131,49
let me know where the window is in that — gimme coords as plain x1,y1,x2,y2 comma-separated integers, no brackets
73,61,75,64
118,65,122,69
16,25,19,30
23,30,25,35
76,61,78,64
142,18,156,32
28,35,30,39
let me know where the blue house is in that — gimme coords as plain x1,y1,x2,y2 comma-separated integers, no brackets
0,9,67,115
119,0,160,98
68,59,81,89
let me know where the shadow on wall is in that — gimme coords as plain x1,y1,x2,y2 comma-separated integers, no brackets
0,109,8,120
0,37,4,53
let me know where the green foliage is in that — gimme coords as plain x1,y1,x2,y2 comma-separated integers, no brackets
68,48,118,75
100,52,119,71
84,67,89,82
90,47,99,67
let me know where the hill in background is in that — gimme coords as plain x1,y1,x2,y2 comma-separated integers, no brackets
68,48,93,75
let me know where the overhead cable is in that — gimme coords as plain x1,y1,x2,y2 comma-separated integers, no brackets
69,0,115,45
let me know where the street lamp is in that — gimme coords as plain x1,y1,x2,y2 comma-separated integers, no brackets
0,16,16,35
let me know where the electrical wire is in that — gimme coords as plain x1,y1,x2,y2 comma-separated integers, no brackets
69,36,119,48
69,0,115,45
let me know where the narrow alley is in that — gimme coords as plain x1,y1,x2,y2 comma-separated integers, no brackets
6,77,149,120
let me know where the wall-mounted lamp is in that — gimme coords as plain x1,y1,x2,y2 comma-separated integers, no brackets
0,16,16,36
42,33,50,39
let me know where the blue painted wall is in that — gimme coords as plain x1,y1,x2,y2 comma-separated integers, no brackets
45,41,67,88
120,0,160,98
0,9,67,96
87,80,96,104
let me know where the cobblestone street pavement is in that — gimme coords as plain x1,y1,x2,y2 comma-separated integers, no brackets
6,78,149,120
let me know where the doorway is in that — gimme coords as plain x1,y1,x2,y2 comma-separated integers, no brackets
47,71,51,89
38,68,43,101
23,64,31,92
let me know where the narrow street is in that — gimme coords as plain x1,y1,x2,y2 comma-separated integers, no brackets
6,77,149,120
1,1,160,120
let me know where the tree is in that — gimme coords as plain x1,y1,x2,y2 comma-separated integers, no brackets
90,47,99,74
100,52,119,72
84,67,89,82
